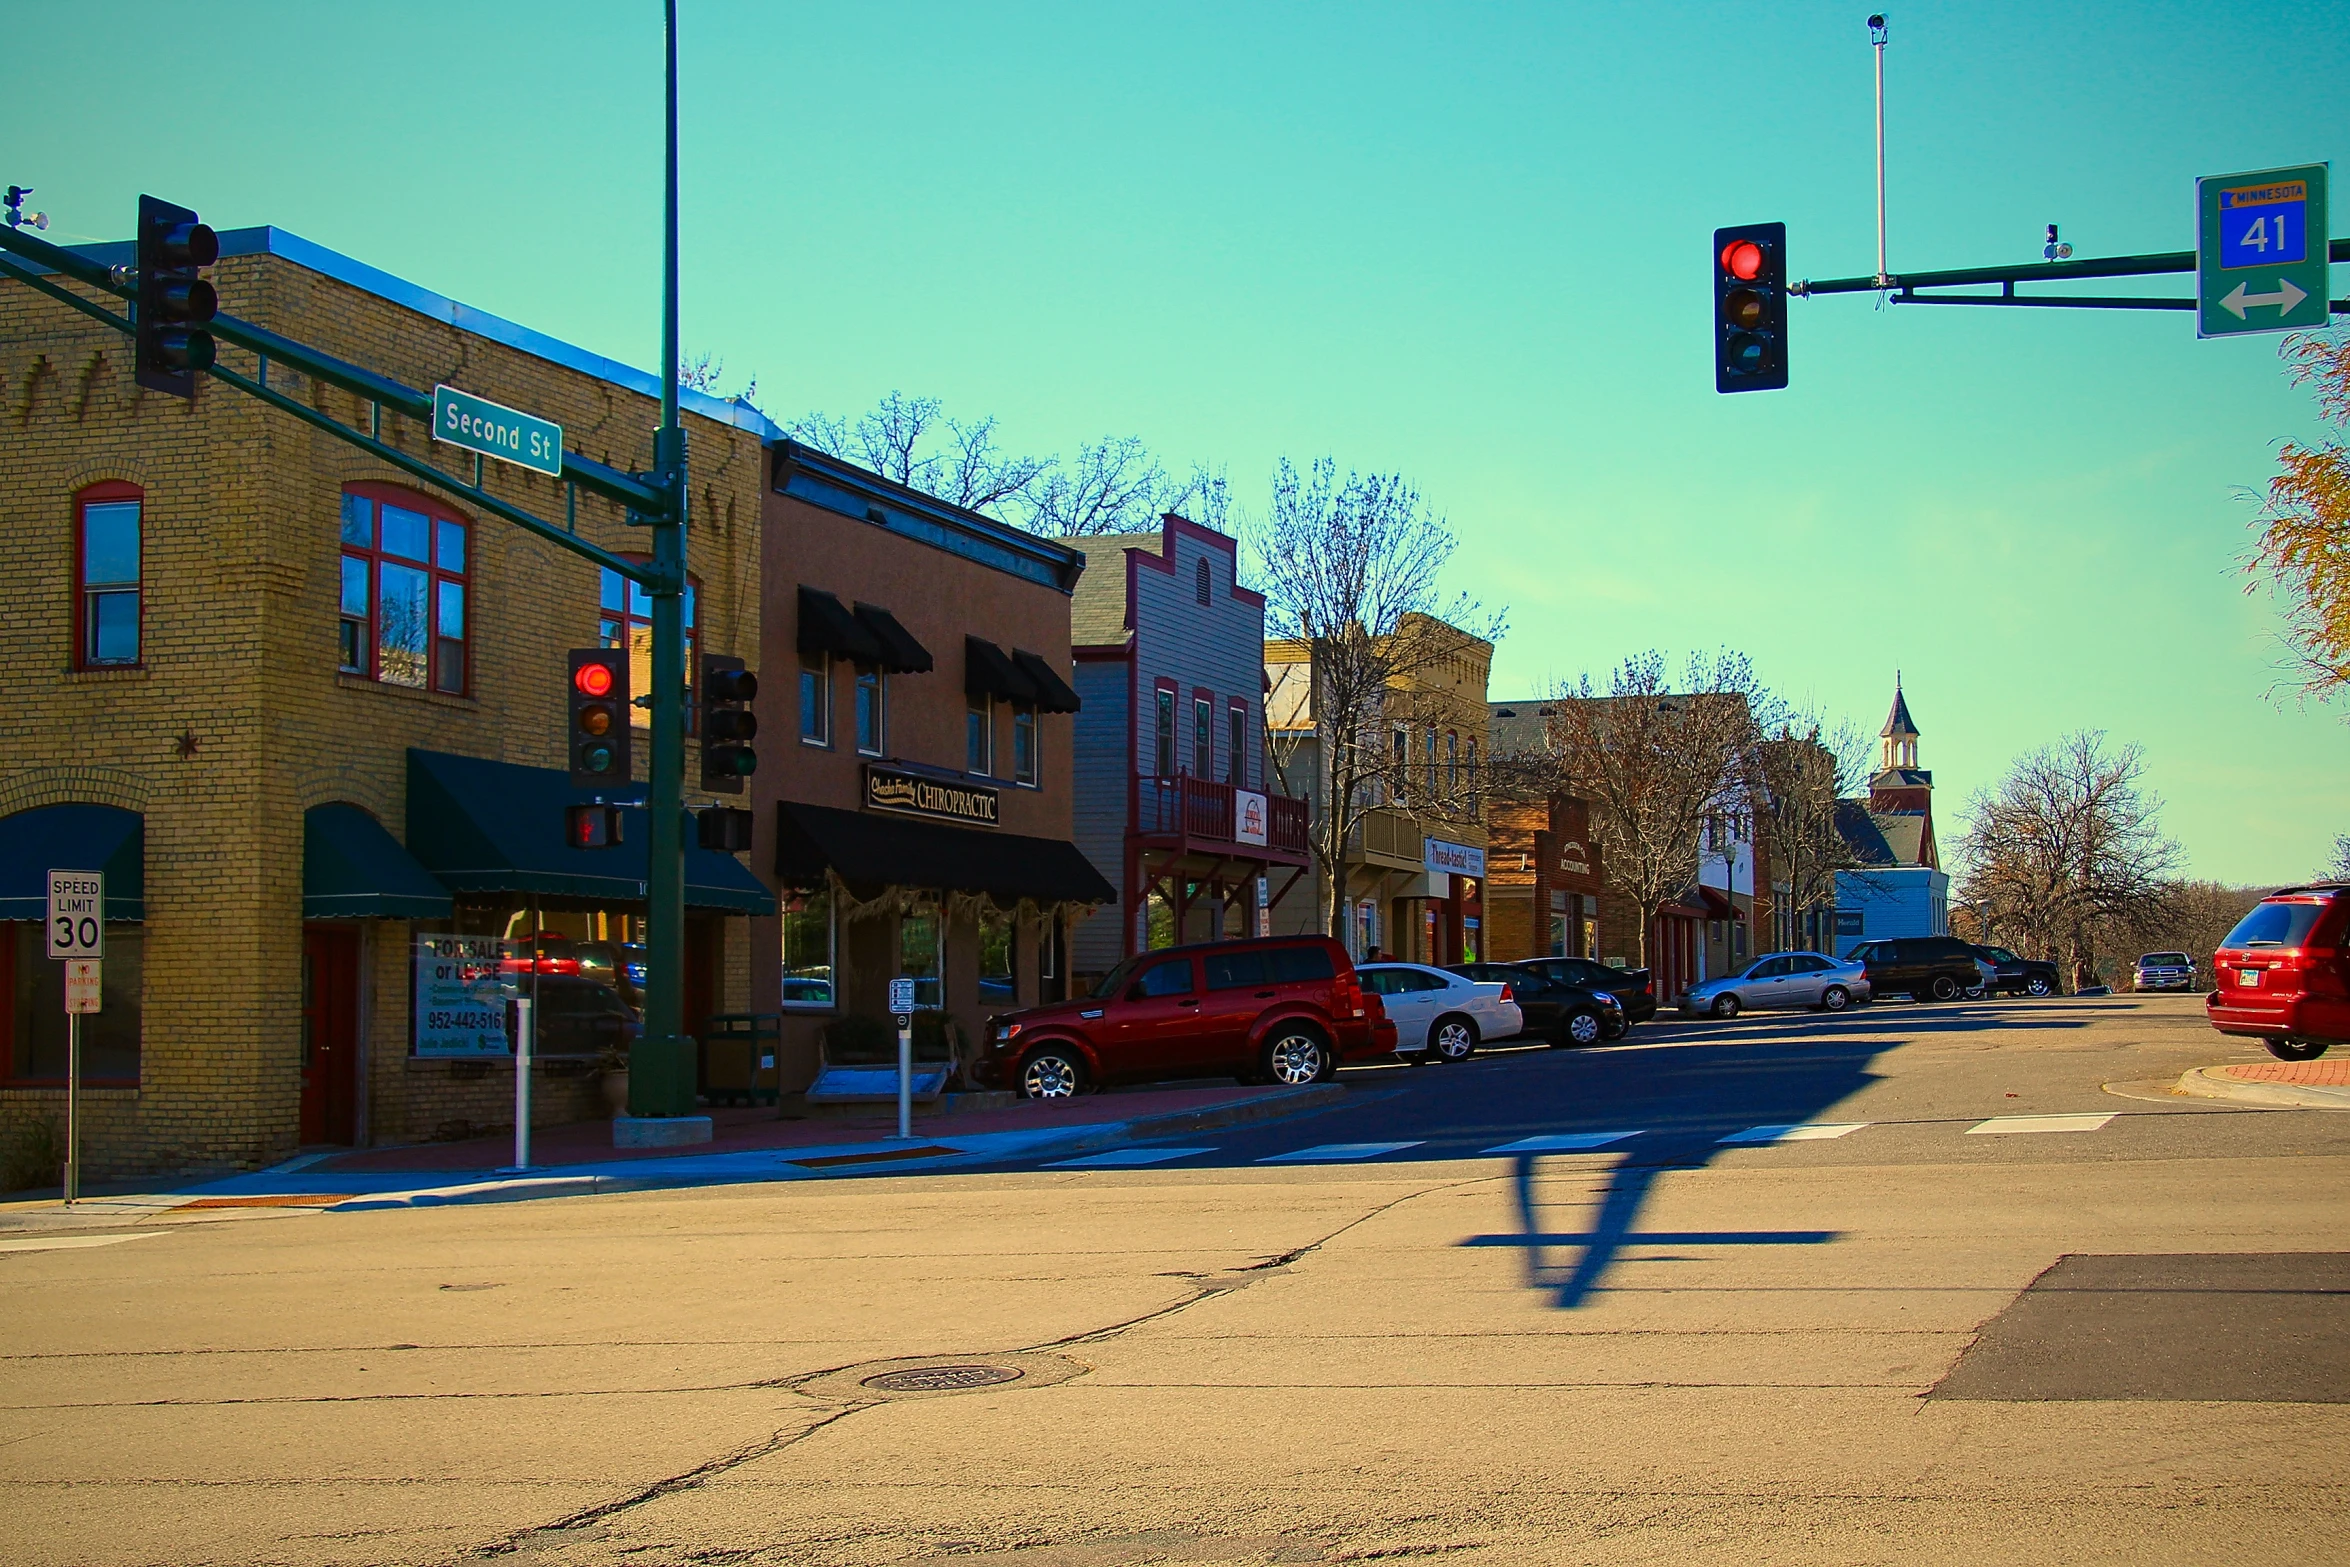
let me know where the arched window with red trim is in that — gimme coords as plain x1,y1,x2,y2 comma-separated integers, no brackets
74,480,144,668
340,483,470,694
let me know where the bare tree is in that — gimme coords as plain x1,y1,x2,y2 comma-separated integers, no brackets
2249,330,2350,705
2094,880,2266,988
1255,458,1503,940
1019,435,1165,535
1525,651,1776,966
1753,713,1871,951
2323,832,2350,881
679,350,758,409
784,391,1047,516
1955,730,2182,988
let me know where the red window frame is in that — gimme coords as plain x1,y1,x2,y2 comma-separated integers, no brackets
340,482,471,695
1226,699,1249,787
600,560,702,734
1191,688,1214,778
73,480,144,670
1152,679,1178,779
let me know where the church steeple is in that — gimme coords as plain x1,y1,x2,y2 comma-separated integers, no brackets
1880,674,1920,773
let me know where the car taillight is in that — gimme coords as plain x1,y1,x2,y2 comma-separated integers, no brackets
1497,984,1513,1002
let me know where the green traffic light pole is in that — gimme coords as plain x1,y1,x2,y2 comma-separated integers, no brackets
0,3,705,1124
1795,237,2350,312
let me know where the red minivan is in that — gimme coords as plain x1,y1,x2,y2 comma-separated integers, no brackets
2206,883,2350,1061
975,935,1395,1098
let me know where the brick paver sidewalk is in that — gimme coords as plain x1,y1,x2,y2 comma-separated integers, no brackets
2217,1059,2350,1087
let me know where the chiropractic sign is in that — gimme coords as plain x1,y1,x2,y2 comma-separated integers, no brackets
865,764,1000,828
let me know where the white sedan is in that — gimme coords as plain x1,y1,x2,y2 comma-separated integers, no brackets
1357,963,1523,1063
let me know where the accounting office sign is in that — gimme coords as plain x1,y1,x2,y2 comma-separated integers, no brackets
865,764,999,827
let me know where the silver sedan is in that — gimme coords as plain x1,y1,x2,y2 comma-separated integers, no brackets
1679,951,1872,1019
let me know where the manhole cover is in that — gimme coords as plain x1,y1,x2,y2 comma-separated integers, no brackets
860,1363,1024,1394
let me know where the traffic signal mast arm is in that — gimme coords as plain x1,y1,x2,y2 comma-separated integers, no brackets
0,220,676,583
1795,236,2350,312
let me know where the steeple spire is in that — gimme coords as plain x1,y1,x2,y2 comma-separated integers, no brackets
1880,677,1919,770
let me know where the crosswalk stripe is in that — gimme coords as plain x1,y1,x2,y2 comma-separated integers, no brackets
1966,1113,2116,1135
1483,1132,1643,1154
1258,1141,1424,1163
1044,1147,1214,1168
1718,1123,1869,1145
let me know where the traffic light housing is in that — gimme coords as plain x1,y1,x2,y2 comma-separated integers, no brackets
135,195,218,399
1712,221,1788,393
699,655,758,793
697,806,754,853
565,802,625,849
568,648,632,787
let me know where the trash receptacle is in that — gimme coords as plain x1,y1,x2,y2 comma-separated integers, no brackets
699,1013,782,1106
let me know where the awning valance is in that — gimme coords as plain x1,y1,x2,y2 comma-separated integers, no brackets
854,602,933,673
303,803,452,920
407,750,776,914
1011,649,1082,713
797,586,885,665
0,804,144,921
964,636,1038,703
774,801,1115,907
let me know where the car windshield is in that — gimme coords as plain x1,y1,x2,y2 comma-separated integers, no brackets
2222,902,2328,950
1090,955,1146,1000
2140,953,2190,966
1985,948,2018,963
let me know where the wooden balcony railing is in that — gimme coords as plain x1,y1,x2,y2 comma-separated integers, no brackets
1136,774,1310,859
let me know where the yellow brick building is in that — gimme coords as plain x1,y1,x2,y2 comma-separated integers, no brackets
0,228,769,1181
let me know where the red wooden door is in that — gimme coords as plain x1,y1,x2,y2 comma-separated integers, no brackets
300,926,360,1145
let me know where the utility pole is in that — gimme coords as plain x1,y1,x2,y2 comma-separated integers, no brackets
1869,14,1889,290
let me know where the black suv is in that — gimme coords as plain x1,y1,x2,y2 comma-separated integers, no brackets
1448,962,1624,1046
1507,956,1656,1029
1847,936,1989,1003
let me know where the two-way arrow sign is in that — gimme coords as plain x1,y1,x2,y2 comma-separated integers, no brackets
2220,276,2309,319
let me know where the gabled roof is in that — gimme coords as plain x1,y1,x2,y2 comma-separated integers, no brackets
1882,682,1920,738
1835,800,1897,866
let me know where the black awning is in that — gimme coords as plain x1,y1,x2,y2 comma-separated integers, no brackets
303,803,452,920
797,586,885,664
0,804,144,921
964,636,1038,703
407,750,776,914
775,801,1115,907
1010,649,1082,713
855,603,934,673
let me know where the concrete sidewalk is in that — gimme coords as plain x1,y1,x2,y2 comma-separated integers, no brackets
2176,1058,2350,1110
0,1080,1352,1231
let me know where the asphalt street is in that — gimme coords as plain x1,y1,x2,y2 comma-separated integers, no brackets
2,993,2345,1567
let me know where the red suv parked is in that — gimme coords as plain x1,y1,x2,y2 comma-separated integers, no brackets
975,935,1395,1098
2207,883,2350,1061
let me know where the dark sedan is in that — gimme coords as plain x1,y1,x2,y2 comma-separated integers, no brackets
1506,956,1656,1029
1447,963,1623,1047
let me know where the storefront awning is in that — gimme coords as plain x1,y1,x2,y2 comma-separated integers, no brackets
798,586,885,665
965,636,1038,703
1011,649,1082,713
407,750,776,914
855,602,933,673
775,801,1116,907
0,804,144,921
303,803,452,920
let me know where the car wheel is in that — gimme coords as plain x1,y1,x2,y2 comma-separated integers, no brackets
1964,983,1987,1000
1262,1027,1332,1085
2025,974,2054,998
1556,1009,1604,1048
1819,985,1850,1013
1019,1047,1087,1100
1429,1015,1479,1063
1599,1015,1628,1040
1928,975,1961,1002
1710,993,1740,1020
2266,1038,2331,1062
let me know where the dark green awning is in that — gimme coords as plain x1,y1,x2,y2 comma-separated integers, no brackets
407,749,775,914
0,804,144,921
303,803,452,920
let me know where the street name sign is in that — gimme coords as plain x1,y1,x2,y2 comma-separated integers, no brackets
2198,164,2329,339
46,869,102,959
65,960,101,1014
432,384,565,476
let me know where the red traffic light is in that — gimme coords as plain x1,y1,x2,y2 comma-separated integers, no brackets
1720,239,1765,281
574,660,616,697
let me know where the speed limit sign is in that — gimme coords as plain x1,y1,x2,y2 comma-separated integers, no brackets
46,869,103,960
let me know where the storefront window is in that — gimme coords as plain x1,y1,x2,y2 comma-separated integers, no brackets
1013,704,1038,785
781,886,835,1009
856,666,886,755
899,905,942,1009
5,924,141,1083
412,905,650,1058
978,910,1014,1006
800,650,831,745
967,691,994,775
341,487,469,693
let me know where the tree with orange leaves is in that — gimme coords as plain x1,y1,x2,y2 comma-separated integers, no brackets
2254,331,2350,702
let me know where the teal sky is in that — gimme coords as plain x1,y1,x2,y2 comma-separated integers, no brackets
10,2,2345,884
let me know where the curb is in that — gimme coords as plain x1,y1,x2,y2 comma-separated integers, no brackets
2173,1065,2350,1111
1035,1082,1353,1161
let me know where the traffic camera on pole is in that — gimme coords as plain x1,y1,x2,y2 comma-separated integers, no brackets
134,196,218,399
699,655,757,793
568,648,631,787
1712,222,1788,393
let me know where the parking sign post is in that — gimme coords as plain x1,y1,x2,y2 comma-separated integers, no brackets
48,870,103,1205
889,977,916,1140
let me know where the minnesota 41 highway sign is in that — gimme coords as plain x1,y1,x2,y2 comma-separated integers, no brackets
2198,164,2330,339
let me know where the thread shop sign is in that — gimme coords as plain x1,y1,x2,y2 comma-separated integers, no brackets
864,764,999,827
413,934,519,1056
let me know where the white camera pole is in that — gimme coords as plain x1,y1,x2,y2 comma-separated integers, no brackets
1870,14,1890,289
